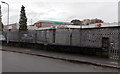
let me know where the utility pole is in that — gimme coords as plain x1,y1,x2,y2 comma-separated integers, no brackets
1,1,10,43
31,19,32,25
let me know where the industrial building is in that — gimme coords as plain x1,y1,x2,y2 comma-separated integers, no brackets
34,20,71,28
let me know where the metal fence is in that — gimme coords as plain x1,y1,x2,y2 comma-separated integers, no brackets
2,26,120,59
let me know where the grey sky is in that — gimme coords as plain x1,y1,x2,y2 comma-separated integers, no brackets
0,0,119,25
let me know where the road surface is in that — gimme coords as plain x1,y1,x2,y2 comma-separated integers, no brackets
2,51,118,72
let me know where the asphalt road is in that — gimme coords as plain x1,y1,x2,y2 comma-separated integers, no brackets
2,51,118,72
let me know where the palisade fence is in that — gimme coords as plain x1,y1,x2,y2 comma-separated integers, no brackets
80,28,120,60
1,27,120,59
0,31,1,46
118,1,120,65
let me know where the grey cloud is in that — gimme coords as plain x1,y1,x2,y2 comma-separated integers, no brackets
47,9,56,13
1,0,118,25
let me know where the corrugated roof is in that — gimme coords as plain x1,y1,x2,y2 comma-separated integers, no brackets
34,20,71,24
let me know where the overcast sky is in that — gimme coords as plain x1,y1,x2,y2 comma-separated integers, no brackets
0,0,119,25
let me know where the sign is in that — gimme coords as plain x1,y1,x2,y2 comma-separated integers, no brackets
36,24,42,28
35,22,42,28
8,26,12,31
97,24,102,27
8,26,12,29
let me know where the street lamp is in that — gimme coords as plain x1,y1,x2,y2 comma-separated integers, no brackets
1,1,9,43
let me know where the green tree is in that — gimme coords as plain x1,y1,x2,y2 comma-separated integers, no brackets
90,18,104,24
0,22,3,31
19,5,27,31
71,19,82,25
0,5,3,31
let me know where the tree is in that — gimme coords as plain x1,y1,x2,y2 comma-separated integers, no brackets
0,5,3,31
19,5,27,31
71,19,82,25
0,22,3,31
90,18,104,24
82,19,91,25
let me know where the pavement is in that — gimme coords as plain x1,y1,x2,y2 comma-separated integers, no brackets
1,45,120,69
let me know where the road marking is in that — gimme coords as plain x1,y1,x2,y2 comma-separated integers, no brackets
109,62,118,65
25,50,31,52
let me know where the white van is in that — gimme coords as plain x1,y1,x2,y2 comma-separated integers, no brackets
0,35,5,40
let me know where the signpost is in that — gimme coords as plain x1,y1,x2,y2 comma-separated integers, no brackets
7,26,12,43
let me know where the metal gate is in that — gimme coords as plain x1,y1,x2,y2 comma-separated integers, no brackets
102,37,109,57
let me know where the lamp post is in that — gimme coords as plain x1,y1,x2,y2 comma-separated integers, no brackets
1,1,9,43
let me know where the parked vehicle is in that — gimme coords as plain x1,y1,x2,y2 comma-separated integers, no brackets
0,35,5,41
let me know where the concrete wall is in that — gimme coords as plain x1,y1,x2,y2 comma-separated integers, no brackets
3,26,120,58
55,29,71,46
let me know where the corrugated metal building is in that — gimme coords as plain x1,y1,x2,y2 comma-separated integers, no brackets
34,20,71,28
